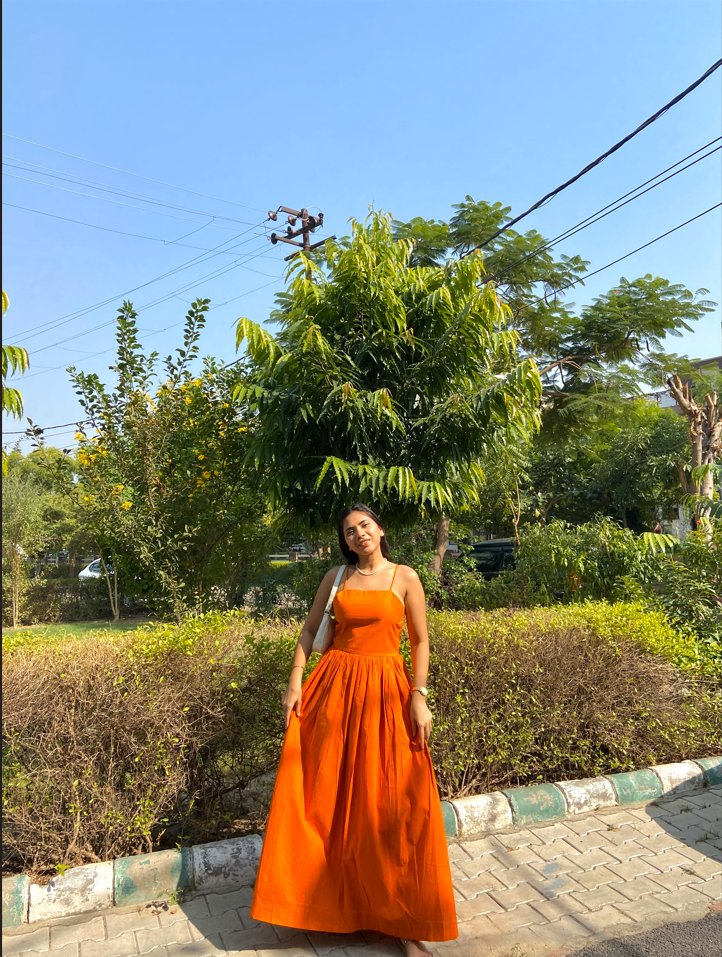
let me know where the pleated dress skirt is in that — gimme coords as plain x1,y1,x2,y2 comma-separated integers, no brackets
250,578,458,942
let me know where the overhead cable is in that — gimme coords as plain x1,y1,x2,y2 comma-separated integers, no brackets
486,138,722,285
2,132,267,212
29,241,279,354
516,202,722,313
2,202,274,257
17,217,272,341
3,170,245,232
13,273,281,384
464,58,722,253
2,157,263,225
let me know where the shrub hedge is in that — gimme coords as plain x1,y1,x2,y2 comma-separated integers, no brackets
2,604,720,880
424,604,720,798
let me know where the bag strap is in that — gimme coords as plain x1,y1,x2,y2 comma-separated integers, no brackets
324,565,346,615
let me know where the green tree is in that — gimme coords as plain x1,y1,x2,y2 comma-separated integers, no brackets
5,448,95,568
2,468,48,627
526,403,688,531
56,299,270,621
234,212,542,569
393,199,716,435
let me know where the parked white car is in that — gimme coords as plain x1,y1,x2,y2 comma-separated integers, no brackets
78,559,113,580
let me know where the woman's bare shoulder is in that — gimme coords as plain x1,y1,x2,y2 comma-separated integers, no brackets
394,564,421,584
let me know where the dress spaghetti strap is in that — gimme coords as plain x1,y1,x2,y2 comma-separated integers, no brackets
389,563,400,590
340,564,351,592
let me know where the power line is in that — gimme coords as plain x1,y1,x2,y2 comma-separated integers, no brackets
2,156,263,226
14,272,282,384
2,132,267,213
4,420,91,435
10,209,720,435
484,138,722,287
2,169,246,232
1,201,275,258
516,202,722,313
29,240,280,355
17,218,272,342
465,57,722,253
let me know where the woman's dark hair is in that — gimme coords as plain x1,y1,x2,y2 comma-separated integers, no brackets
338,503,393,565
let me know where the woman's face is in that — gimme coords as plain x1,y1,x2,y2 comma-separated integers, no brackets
342,511,384,558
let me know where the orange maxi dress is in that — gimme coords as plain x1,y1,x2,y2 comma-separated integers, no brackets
250,566,458,941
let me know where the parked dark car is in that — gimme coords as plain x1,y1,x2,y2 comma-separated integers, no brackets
467,539,516,579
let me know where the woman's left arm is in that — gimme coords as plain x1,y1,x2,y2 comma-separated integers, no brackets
403,568,433,748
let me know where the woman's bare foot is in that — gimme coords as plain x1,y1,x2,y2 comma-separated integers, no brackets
397,940,433,957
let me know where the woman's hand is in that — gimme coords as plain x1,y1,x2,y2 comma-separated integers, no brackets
282,677,303,729
410,692,432,748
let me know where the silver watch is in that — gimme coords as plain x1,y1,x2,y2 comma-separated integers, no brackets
412,686,428,696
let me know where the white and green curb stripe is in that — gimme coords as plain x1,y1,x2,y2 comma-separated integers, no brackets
439,755,722,839
3,757,719,928
1,836,262,929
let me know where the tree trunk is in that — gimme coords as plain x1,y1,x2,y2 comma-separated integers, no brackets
430,515,450,576
668,375,721,498
11,550,22,628
12,557,19,629
100,553,120,621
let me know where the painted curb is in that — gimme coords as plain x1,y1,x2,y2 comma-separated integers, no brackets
651,760,707,795
114,848,193,907
192,835,263,892
604,768,662,805
696,756,722,787
502,782,568,828
2,876,29,929
441,755,721,839
448,791,513,836
554,777,617,815
29,862,113,923
3,756,719,926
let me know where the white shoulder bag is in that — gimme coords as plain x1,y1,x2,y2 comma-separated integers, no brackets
312,566,346,654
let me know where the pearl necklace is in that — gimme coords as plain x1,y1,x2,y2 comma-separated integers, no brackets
355,559,389,576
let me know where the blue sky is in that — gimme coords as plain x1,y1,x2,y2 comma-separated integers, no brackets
3,0,721,450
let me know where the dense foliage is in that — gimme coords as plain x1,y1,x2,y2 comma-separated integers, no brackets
426,605,720,797
62,300,273,620
235,211,541,530
393,199,715,433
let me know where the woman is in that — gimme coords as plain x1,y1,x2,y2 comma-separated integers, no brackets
250,504,458,955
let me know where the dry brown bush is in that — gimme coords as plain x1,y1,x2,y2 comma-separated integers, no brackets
2,616,297,879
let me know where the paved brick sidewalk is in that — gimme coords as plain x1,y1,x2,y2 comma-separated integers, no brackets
4,787,720,957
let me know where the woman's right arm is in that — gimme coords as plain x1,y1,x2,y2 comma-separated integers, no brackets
282,565,343,729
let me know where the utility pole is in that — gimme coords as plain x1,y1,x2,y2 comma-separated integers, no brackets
268,206,335,272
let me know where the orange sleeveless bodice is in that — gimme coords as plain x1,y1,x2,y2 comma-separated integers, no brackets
331,564,405,656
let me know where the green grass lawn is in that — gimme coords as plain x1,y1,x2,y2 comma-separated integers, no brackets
2,618,156,654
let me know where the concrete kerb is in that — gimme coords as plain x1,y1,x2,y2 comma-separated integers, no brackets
441,755,722,838
2,755,720,929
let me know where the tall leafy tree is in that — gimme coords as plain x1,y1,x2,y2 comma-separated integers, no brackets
50,299,270,620
234,212,542,569
526,403,688,532
393,198,716,434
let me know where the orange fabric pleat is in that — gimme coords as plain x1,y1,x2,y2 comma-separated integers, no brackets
250,584,458,941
